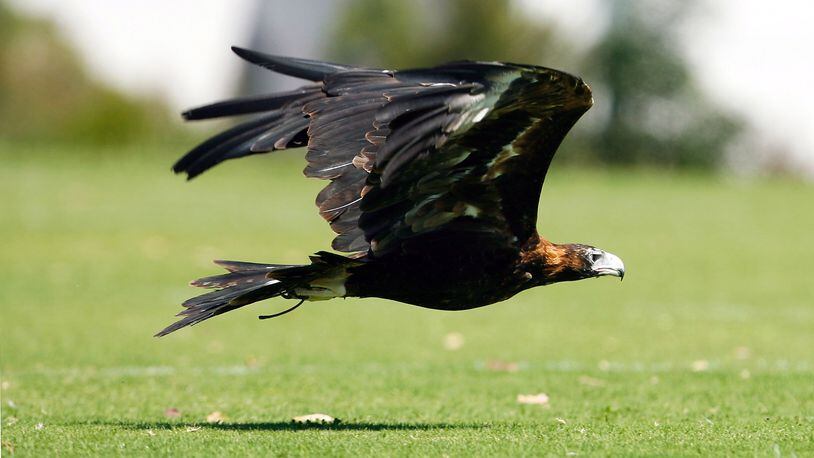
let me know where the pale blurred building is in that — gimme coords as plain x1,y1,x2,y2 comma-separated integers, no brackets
238,0,346,95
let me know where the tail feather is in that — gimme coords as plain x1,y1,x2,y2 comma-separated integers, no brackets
192,262,294,288
156,253,360,337
179,280,281,310
155,282,284,337
213,259,296,272
155,262,289,337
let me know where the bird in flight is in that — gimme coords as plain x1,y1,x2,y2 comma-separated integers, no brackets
156,47,625,337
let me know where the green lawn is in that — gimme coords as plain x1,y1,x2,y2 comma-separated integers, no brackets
1,144,812,456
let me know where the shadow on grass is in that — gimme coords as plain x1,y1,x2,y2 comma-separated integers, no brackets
97,420,487,432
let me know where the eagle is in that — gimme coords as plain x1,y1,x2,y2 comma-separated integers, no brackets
156,47,624,337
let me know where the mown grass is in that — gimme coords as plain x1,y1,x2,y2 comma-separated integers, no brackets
1,144,812,456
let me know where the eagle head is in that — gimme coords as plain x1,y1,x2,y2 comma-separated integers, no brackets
577,244,625,280
519,240,625,287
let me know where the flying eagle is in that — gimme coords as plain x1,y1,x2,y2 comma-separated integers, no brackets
156,47,624,337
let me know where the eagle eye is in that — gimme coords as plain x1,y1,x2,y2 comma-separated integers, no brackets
589,251,602,263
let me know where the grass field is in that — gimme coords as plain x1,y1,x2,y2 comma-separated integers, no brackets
1,144,813,456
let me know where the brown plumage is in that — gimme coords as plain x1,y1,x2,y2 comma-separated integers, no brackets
155,47,625,337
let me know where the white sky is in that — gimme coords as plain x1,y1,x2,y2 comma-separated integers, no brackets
9,0,814,174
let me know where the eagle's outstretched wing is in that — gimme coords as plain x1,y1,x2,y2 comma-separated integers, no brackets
174,48,592,256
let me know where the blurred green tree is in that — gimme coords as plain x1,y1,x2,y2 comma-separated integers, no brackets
329,0,741,168
585,1,741,167
329,0,571,69
0,1,182,146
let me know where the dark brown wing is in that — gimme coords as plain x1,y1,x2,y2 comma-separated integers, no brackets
355,63,594,256
173,49,477,253
173,50,591,257
304,70,485,253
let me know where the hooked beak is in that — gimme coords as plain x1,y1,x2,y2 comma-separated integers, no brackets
592,250,625,280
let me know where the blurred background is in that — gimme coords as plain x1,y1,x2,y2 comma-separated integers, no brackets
2,0,813,174
1,1,812,454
